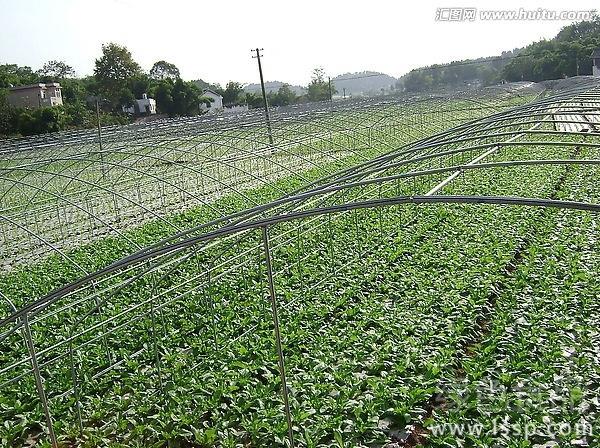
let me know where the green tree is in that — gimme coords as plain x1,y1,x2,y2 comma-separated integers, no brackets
60,77,96,103
17,107,66,136
503,18,600,82
154,80,175,114
94,43,141,109
0,92,19,136
244,92,264,109
129,74,151,98
403,70,434,92
150,61,180,81
307,68,335,101
37,60,75,82
0,64,37,88
218,81,244,106
61,101,95,128
155,79,207,116
269,84,297,107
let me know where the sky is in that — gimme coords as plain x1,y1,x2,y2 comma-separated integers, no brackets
0,0,598,87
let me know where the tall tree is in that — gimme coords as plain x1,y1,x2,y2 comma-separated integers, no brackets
172,79,197,115
154,80,175,114
307,68,335,101
150,61,180,81
244,92,264,109
129,74,151,98
38,60,75,81
270,84,297,106
94,43,141,108
218,81,244,106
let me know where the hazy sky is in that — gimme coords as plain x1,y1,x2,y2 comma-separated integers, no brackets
0,0,597,86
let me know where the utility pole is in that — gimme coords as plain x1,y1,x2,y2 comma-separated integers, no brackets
252,48,274,146
96,98,103,153
343,87,346,99
328,77,333,103
576,54,580,76
96,98,106,181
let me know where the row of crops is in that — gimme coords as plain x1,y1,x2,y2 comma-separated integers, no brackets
2,78,600,447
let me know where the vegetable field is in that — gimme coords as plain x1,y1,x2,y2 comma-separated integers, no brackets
2,79,600,447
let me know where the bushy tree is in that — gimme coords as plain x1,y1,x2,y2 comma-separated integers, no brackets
129,74,151,98
403,70,434,92
94,43,141,109
217,81,244,106
17,107,66,136
0,64,38,88
153,79,208,116
244,92,264,109
153,80,174,114
0,92,19,136
307,68,335,101
150,61,180,81
172,79,203,115
269,84,297,106
38,60,75,82
60,77,97,103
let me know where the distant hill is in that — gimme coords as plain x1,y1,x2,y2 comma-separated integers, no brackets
397,52,521,93
191,79,220,91
243,73,399,98
244,81,306,95
397,17,600,92
332,71,399,96
502,18,600,82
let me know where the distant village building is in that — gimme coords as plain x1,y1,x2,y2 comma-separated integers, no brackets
7,83,63,109
592,48,600,77
200,89,223,114
122,93,157,115
200,89,249,115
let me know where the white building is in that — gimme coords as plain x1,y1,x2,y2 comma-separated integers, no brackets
593,48,600,77
122,93,157,115
200,89,223,114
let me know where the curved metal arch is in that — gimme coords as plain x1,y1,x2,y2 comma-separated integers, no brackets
97,95,562,258
0,163,185,233
0,89,512,271
325,140,600,191
82,85,598,266
3,192,598,328
318,103,594,188
0,171,145,251
0,79,556,326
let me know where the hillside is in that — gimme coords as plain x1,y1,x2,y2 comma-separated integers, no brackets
503,18,600,82
243,81,306,95
332,71,398,96
191,78,220,91
398,50,521,93
398,17,600,92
